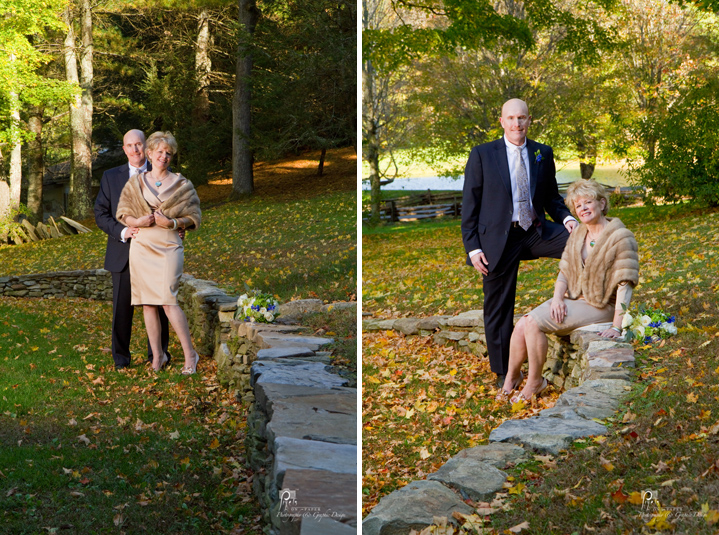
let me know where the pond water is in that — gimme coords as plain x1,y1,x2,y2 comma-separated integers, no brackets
361,162,630,191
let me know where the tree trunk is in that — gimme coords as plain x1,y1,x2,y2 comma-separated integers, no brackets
317,148,327,176
64,2,93,220
194,9,212,123
27,106,45,224
9,91,22,215
6,53,22,215
363,58,382,224
231,0,259,199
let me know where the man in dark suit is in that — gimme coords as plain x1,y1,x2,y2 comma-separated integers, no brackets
461,99,577,387
94,129,170,369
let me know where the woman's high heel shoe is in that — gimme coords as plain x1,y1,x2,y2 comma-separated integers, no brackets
152,352,169,372
510,377,548,404
181,351,200,375
495,371,524,402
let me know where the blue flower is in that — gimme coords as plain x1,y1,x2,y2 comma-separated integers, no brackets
534,149,542,163
667,316,676,323
644,336,652,344
649,321,661,328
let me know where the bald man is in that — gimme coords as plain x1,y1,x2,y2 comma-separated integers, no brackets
461,99,577,388
94,129,170,369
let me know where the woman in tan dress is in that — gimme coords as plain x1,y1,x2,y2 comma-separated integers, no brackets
496,180,639,403
116,131,202,373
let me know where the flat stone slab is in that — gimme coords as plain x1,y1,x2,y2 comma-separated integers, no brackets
300,516,356,534
428,458,507,501
447,310,484,327
489,416,608,454
266,395,356,445
393,318,421,335
280,469,357,532
416,316,451,331
362,480,474,535
272,437,356,490
587,347,635,368
451,443,529,469
238,322,309,339
256,347,316,360
565,378,633,399
254,382,356,414
254,332,334,351
584,367,634,382
540,404,616,421
321,301,357,313
252,361,348,389
278,299,324,317
433,331,468,342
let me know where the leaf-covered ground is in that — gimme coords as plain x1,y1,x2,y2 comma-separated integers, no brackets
363,205,719,533
0,297,261,534
0,148,357,304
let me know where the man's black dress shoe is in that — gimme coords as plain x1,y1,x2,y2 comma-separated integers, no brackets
496,373,506,388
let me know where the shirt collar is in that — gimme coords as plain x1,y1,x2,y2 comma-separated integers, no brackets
129,160,148,175
503,135,527,151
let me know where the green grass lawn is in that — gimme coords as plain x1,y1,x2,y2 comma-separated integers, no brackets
362,203,719,532
0,191,356,304
0,297,261,534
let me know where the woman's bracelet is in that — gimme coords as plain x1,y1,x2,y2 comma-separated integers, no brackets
610,326,622,333
171,219,178,230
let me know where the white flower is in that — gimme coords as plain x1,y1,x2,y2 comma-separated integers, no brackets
640,315,652,326
661,322,677,335
260,307,267,314
264,312,274,321
635,325,646,338
622,312,633,329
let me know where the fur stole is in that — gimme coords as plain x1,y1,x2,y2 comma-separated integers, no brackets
559,217,639,308
116,173,202,230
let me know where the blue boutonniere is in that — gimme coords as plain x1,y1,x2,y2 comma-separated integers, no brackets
534,149,542,164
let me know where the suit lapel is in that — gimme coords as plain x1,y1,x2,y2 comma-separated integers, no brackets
493,139,513,200
526,139,538,199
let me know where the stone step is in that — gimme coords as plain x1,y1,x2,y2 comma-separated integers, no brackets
280,469,357,533
251,361,348,389
489,416,608,456
265,394,356,445
272,437,356,491
362,480,474,535
254,332,334,351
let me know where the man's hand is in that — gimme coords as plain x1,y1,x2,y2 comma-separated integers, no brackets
471,252,489,276
565,219,578,234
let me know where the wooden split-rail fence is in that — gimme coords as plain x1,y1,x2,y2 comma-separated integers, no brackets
366,183,642,223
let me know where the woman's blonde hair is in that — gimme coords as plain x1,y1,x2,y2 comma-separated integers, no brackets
565,179,610,217
146,131,178,155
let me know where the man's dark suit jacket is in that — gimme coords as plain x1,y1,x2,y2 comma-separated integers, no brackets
461,138,571,272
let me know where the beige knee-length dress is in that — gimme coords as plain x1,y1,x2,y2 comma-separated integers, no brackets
129,173,186,306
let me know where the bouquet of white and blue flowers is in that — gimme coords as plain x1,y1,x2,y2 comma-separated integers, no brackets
235,289,280,323
621,305,677,344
